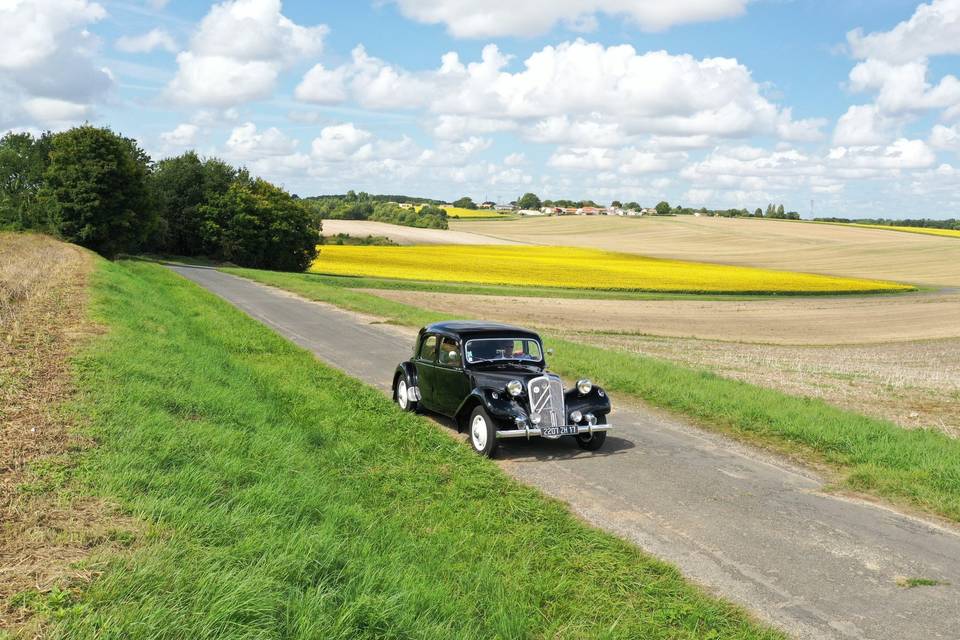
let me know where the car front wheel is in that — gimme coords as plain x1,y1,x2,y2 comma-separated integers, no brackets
395,373,418,412
576,415,607,451
468,406,498,458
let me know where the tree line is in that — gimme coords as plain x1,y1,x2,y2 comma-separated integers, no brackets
303,191,449,229
0,125,319,271
814,217,959,230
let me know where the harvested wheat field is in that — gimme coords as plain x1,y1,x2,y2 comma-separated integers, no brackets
367,289,960,345
321,219,523,245
452,216,960,287
569,331,960,437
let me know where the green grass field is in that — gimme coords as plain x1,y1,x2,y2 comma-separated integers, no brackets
226,267,960,523
26,259,778,638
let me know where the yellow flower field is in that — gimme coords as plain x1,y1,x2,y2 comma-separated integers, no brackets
849,224,960,239
310,245,913,294
416,204,508,218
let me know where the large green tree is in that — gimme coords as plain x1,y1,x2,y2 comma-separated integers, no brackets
200,177,319,271
44,126,154,257
0,131,54,230
655,201,671,215
150,152,236,256
452,196,477,209
517,192,541,210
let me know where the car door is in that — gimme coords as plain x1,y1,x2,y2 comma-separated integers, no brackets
413,333,439,409
434,337,471,416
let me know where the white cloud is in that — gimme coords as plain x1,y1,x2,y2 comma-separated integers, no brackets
389,0,749,38
430,115,517,139
21,97,92,123
299,40,817,144
548,146,685,174
848,58,960,114
931,124,960,150
160,123,199,147
847,0,960,64
226,122,297,158
166,0,327,107
294,64,348,104
833,104,899,146
0,0,112,129
0,0,106,70
116,28,177,54
310,123,373,160
503,152,526,166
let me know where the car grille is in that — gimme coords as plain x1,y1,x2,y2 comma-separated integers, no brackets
527,375,566,428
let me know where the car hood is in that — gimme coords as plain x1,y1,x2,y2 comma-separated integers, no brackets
470,369,549,391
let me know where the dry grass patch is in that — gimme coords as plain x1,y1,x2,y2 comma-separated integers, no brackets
0,233,138,634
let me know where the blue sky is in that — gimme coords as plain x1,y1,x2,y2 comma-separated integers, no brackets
3,0,960,217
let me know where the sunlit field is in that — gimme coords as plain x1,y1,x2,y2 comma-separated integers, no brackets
843,223,960,239
415,204,508,218
309,245,913,294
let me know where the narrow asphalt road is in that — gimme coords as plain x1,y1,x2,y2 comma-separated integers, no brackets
169,264,960,640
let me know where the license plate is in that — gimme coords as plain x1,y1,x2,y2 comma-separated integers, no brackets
541,425,578,437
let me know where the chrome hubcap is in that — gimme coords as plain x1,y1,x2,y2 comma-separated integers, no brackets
397,380,408,408
471,414,487,450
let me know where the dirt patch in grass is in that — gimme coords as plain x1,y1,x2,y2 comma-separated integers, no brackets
0,233,138,633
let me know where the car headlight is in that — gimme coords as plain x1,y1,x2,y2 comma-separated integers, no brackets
506,379,523,397
570,410,583,423
577,379,593,395
529,412,542,425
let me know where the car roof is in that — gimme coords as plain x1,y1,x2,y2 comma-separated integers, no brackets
422,321,541,341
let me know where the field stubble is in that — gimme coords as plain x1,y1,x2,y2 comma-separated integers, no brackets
452,215,960,288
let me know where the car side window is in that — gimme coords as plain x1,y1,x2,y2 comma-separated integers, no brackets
418,334,438,361
438,337,462,368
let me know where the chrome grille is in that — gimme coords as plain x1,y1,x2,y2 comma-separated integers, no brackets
527,375,566,429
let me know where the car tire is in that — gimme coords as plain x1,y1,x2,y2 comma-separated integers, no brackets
468,405,499,458
394,373,418,413
576,415,607,451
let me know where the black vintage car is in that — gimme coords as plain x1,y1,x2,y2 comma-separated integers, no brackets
392,321,612,456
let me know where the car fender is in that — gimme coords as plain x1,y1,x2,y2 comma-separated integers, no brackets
393,361,418,394
564,385,611,418
454,387,523,427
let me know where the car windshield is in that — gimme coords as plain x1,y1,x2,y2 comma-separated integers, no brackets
465,338,543,364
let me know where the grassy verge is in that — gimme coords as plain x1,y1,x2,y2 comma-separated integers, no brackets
225,267,960,523
39,260,778,638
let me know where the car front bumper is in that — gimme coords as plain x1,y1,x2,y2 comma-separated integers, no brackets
495,423,611,440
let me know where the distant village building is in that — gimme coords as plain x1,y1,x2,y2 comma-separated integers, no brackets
518,209,545,216
576,206,602,215
398,202,415,209
640,208,657,216
479,201,496,209
494,203,515,212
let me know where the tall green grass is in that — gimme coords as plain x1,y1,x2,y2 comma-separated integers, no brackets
225,267,960,522
46,261,777,638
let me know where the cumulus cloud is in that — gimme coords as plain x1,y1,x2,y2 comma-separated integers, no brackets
0,0,112,129
310,123,373,160
930,124,960,150
833,104,900,146
116,28,177,54
388,0,749,38
166,0,326,107
847,0,960,64
297,40,820,145
160,123,200,147
226,122,297,158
